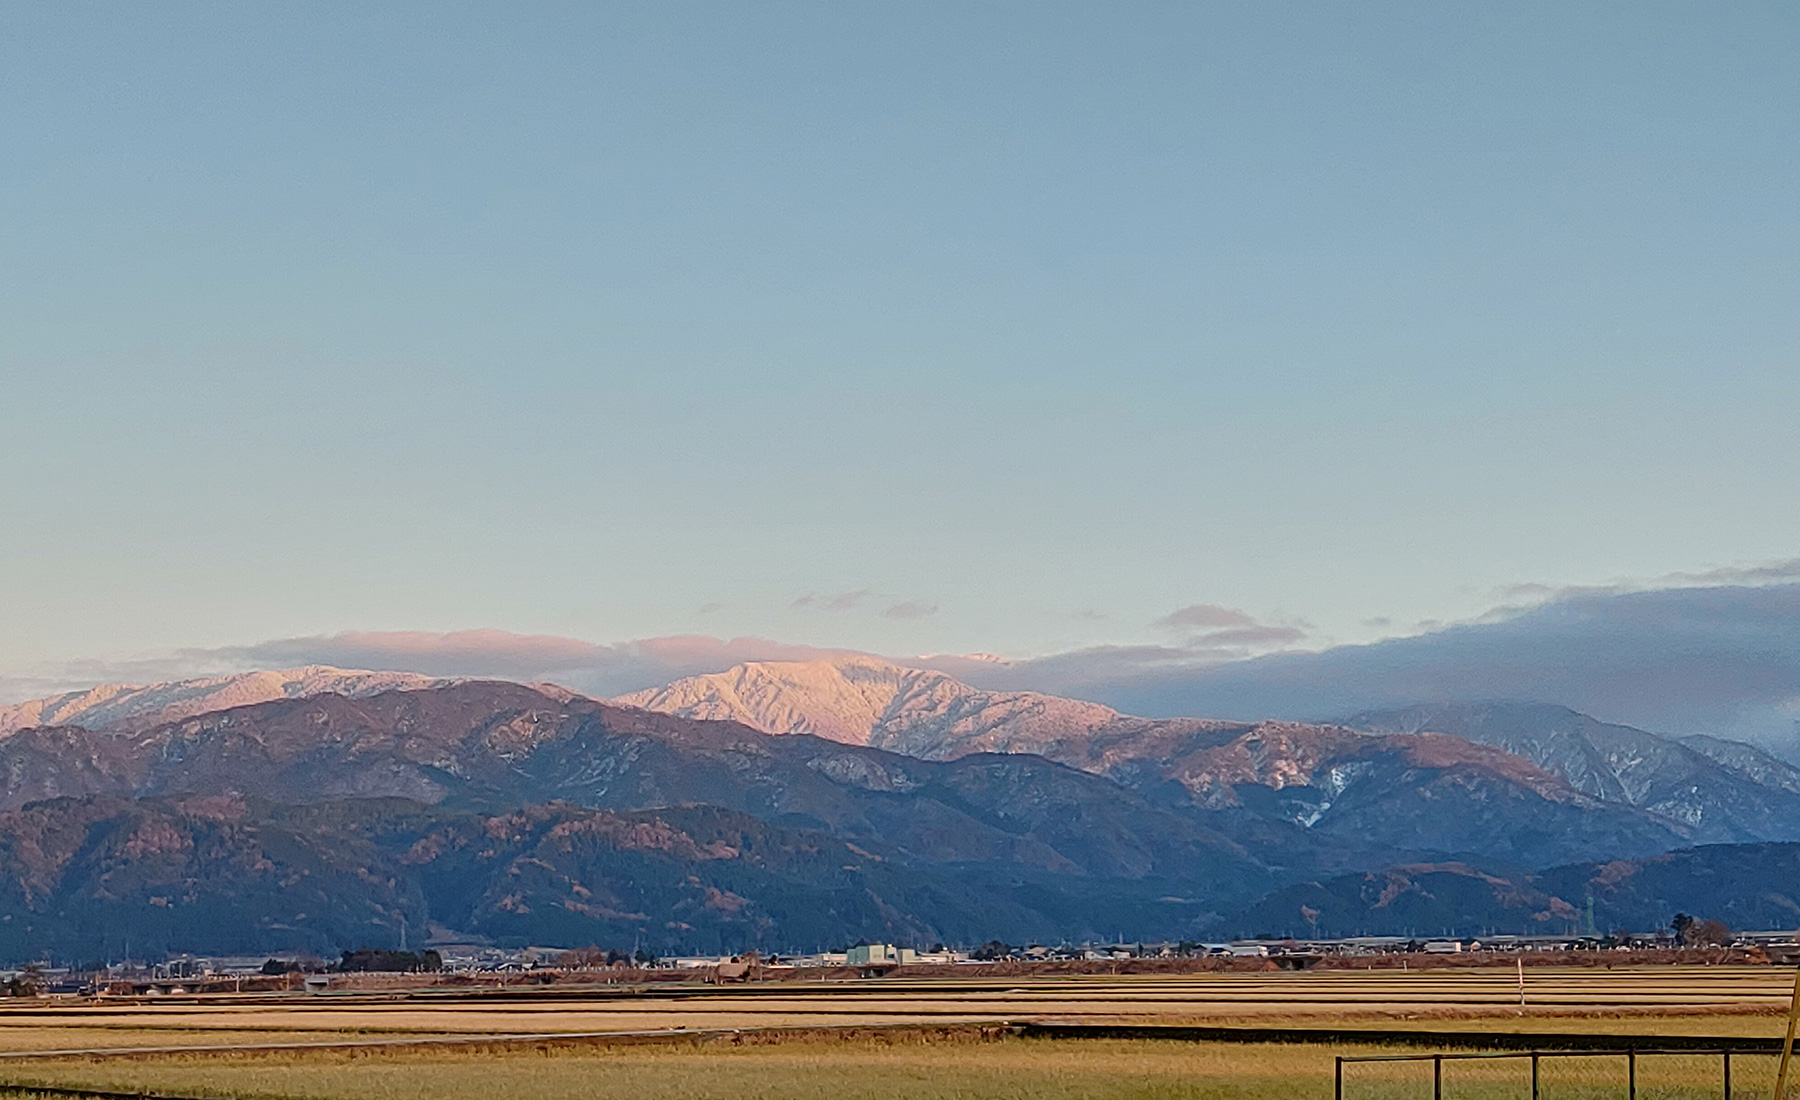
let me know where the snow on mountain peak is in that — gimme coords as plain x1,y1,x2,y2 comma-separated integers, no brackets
0,666,448,737
611,655,1127,759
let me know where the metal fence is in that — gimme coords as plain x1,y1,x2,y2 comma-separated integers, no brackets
1335,1047,1777,1100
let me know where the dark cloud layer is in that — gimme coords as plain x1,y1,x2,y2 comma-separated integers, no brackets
961,583,1800,749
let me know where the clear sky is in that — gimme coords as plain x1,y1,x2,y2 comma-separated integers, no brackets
3,2,1797,678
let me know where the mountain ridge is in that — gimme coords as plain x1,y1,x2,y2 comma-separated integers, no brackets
612,656,1212,760
1344,702,1800,844
0,666,451,737
0,682,1279,890
0,793,1247,960
1213,842,1800,940
0,672,1780,960
615,658,1703,862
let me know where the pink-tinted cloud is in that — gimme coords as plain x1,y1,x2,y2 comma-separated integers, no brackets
244,629,606,673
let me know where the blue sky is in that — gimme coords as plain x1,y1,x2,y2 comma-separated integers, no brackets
3,3,1797,699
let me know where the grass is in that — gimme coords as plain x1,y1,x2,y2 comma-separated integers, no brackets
0,1036,1783,1100
0,967,1788,1098
1340,1050,1772,1100
0,1037,1387,1100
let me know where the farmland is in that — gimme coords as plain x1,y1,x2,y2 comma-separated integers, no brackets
0,967,1792,1099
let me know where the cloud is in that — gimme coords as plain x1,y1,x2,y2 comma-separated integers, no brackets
697,602,725,615
1143,603,1307,650
881,601,939,620
1153,604,1261,631
1203,625,1309,646
1491,558,1800,608
0,674,87,707
237,630,609,676
952,581,1800,751
11,563,1797,753
792,590,873,612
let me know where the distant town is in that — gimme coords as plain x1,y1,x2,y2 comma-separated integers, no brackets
8,925,1795,998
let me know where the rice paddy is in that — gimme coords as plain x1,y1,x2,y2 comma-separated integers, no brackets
0,966,1789,1098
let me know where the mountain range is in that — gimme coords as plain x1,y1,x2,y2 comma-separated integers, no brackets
1347,702,1800,844
0,667,444,737
0,794,1244,962
0,681,1287,956
619,659,1800,850
0,660,1793,958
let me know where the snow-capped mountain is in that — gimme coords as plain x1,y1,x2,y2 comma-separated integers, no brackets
612,655,1230,760
0,666,446,736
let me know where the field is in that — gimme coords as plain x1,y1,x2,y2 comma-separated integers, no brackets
0,967,1792,1099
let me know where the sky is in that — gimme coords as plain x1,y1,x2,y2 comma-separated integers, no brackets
3,3,1797,730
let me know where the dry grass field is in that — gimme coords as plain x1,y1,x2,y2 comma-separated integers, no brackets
0,967,1790,1098
0,1036,1782,1100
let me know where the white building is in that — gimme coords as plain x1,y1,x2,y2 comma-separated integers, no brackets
845,944,916,966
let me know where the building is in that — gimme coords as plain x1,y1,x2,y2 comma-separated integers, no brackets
846,944,916,966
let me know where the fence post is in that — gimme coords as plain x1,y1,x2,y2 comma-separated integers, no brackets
1434,1054,1442,1100
1628,1050,1636,1100
1723,1050,1730,1100
1531,1052,1539,1100
1780,970,1800,1100
1334,1057,1342,1100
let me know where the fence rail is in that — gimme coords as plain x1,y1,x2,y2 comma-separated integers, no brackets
1336,1047,1774,1100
